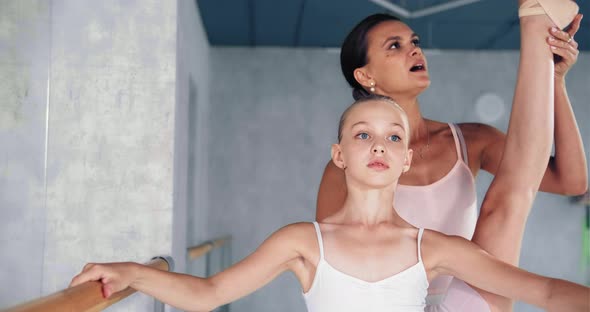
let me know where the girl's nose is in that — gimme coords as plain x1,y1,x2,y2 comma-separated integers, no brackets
372,145,385,154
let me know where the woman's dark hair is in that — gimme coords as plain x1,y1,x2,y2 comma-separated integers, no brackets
340,14,401,100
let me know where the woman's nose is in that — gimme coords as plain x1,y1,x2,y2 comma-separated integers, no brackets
411,47,422,57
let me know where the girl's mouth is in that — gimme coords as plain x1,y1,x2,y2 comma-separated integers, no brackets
367,161,390,170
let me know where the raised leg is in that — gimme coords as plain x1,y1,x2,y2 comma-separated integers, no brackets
469,1,577,311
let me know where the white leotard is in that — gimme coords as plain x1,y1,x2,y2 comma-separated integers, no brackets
303,222,429,312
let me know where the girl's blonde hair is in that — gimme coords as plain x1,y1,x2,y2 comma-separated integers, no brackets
337,94,410,143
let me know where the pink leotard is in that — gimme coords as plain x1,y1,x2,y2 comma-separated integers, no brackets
395,123,490,312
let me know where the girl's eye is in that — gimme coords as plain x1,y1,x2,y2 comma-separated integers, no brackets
412,38,421,47
356,133,370,140
389,135,401,142
388,41,400,49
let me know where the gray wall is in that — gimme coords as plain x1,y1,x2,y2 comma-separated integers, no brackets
176,0,211,279
207,47,590,312
0,0,51,307
44,2,178,310
0,1,183,311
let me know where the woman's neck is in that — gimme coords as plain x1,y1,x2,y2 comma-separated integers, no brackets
385,95,429,144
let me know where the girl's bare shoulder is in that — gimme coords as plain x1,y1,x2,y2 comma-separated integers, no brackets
275,222,322,257
420,229,475,270
276,222,318,242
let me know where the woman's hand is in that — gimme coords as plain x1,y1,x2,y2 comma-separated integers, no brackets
550,14,583,80
69,262,138,298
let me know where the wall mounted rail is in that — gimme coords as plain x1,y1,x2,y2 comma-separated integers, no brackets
3,256,173,312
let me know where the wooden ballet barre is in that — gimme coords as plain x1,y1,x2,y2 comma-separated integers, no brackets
3,256,173,312
187,236,232,260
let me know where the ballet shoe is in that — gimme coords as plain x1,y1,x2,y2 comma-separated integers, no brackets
518,0,579,29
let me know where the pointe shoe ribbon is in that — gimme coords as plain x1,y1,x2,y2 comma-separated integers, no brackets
518,0,579,29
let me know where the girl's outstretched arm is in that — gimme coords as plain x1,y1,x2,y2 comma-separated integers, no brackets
424,230,589,312
69,223,311,311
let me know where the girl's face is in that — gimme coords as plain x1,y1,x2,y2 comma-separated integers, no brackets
358,21,430,96
332,100,413,189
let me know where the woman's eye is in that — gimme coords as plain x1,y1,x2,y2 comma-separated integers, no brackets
389,135,401,142
356,133,370,140
412,38,421,47
388,42,400,49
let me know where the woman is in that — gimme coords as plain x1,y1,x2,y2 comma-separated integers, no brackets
317,2,586,312
69,2,588,311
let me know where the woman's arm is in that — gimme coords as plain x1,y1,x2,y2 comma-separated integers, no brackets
424,230,589,312
316,160,347,221
70,223,309,311
475,16,587,196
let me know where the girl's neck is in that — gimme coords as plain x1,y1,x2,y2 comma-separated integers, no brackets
338,185,403,226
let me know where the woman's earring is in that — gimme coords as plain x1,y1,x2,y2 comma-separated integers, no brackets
370,81,376,93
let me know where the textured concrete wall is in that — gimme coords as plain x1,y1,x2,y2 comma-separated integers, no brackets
176,0,211,280
42,1,177,310
1,1,211,310
0,0,51,307
207,47,590,312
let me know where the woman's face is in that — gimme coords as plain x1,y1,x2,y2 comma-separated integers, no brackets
333,100,412,189
361,20,431,97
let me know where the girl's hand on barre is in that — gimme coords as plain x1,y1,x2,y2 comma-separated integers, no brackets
69,262,138,298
